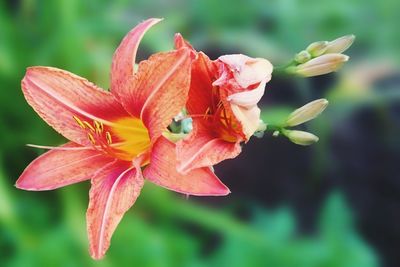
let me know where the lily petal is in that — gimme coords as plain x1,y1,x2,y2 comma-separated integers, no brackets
186,52,217,115
87,160,143,260
119,49,191,141
144,136,230,196
111,18,162,96
227,79,267,108
218,54,272,89
22,67,129,146
176,121,242,174
230,104,261,140
16,143,113,191
174,33,195,51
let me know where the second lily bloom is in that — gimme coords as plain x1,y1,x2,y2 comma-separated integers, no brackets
174,34,273,173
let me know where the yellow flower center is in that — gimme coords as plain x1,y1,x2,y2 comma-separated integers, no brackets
111,117,151,160
73,116,151,162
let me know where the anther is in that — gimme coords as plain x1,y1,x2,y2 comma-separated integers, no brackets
105,132,112,144
87,133,96,144
73,116,86,129
94,120,103,134
83,121,95,132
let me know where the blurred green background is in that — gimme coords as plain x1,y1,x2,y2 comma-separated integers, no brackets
1,0,399,266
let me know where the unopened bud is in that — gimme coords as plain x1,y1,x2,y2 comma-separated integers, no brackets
283,130,319,146
181,118,193,134
295,50,312,64
325,35,355,54
306,41,328,57
285,99,329,127
295,53,349,77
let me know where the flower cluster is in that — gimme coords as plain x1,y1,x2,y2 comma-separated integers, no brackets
289,35,355,77
15,18,353,259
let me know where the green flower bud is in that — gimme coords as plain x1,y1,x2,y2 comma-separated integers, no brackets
295,50,312,64
306,41,328,57
283,130,319,146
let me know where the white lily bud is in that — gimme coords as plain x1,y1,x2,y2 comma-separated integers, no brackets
325,35,355,54
285,99,329,127
283,130,319,146
306,41,328,57
294,50,312,64
295,53,349,77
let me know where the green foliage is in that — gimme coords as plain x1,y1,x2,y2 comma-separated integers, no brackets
0,163,379,267
207,193,378,267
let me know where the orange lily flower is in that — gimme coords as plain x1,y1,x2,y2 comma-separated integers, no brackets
16,19,229,260
174,34,273,174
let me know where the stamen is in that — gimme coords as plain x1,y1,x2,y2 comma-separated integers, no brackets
26,144,95,151
73,115,86,129
83,121,95,132
87,132,96,144
94,120,103,134
105,132,112,145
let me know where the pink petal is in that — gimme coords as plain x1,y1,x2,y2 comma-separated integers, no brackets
185,52,217,115
118,49,192,142
174,33,195,51
144,136,230,196
22,67,129,146
218,54,273,88
111,18,162,97
176,121,242,174
227,80,267,107
87,160,143,260
230,104,261,139
16,142,113,191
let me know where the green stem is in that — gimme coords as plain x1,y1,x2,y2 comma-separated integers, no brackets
265,124,283,132
272,60,297,76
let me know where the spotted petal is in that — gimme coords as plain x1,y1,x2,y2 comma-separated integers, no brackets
117,49,192,142
111,18,162,96
176,121,242,174
16,142,113,190
144,136,230,196
87,160,143,260
22,67,129,146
